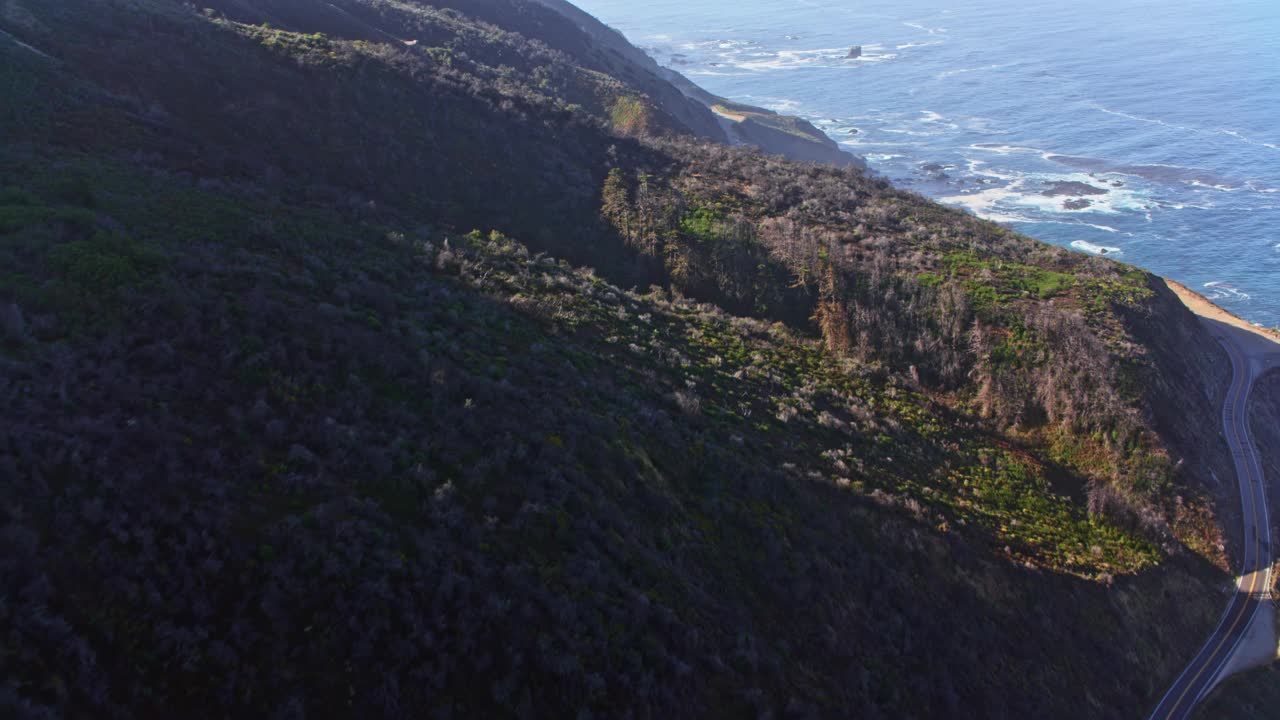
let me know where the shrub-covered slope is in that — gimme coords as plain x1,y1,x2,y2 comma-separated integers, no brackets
0,0,1248,717
0,149,1223,719
5,0,1233,526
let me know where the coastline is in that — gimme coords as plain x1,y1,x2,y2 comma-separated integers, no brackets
1166,279,1280,352
579,2,1280,333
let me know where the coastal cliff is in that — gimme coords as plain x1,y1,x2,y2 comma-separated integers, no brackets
664,72,866,168
530,0,864,167
0,0,1254,717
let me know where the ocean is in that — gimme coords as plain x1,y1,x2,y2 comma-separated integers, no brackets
573,0,1280,329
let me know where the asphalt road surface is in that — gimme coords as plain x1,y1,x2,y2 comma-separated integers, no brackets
1148,328,1272,720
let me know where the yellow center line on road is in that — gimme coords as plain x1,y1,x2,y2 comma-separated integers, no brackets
1162,341,1264,718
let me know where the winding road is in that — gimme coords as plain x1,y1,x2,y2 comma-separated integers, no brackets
1148,324,1274,720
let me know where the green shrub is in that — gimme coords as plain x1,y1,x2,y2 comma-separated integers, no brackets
47,231,159,295
49,175,97,208
609,95,649,135
0,204,96,233
679,205,725,245
0,186,39,206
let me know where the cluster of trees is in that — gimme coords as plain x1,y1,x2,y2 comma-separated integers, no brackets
599,143,1173,443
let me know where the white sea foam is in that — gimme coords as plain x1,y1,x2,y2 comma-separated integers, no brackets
936,63,1014,80
903,21,947,35
1222,130,1280,153
943,163,1155,221
919,110,950,125
937,185,1035,224
1188,180,1242,192
1024,218,1129,234
967,143,1046,156
1243,181,1280,194
1087,104,1233,154
1071,241,1123,256
1056,221,1127,234
1089,103,1185,131
896,40,943,49
1203,281,1251,302
962,159,1020,182
722,46,896,72
962,117,1008,135
1091,104,1280,155
737,96,803,113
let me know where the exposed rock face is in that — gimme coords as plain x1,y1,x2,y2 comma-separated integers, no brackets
1063,198,1093,210
1042,180,1110,197
847,45,862,59
732,116,856,166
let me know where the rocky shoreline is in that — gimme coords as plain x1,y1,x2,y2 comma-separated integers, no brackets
1041,180,1110,197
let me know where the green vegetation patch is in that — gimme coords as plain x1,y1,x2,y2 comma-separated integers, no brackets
942,248,1076,312
48,231,161,295
609,95,650,135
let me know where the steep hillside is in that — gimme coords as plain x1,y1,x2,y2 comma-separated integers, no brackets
527,0,863,167
1194,662,1280,719
0,145,1223,720
0,0,1250,717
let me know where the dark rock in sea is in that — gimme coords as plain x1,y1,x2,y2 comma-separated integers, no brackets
921,163,946,173
1111,181,1125,187
1063,198,1092,210
847,45,862,59
1042,180,1109,197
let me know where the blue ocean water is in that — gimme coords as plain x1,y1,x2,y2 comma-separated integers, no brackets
574,0,1280,329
